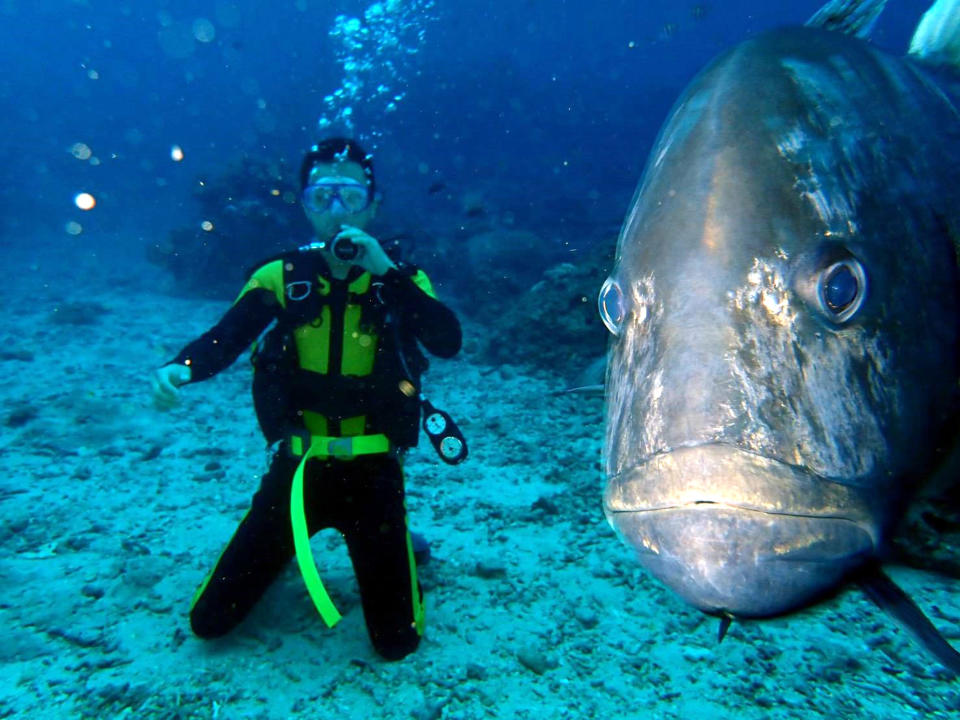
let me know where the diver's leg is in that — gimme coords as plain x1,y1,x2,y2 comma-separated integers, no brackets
189,447,307,638
340,456,423,660
409,531,431,565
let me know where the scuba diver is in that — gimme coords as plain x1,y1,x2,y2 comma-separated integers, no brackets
151,138,463,660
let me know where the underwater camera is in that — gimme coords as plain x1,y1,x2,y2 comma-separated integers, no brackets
331,235,361,262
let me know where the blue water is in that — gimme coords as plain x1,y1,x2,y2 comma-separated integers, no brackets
0,0,925,264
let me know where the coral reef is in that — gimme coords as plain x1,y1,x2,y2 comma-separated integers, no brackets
477,239,615,375
147,156,307,299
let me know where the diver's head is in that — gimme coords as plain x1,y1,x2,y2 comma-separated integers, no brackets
300,138,378,239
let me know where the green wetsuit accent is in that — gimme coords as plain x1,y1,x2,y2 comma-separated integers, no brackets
291,450,342,627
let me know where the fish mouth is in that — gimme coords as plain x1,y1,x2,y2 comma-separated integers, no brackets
604,444,878,617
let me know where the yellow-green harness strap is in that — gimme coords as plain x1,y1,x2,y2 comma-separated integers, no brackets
291,450,342,627
289,433,392,628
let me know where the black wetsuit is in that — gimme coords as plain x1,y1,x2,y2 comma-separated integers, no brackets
170,251,461,660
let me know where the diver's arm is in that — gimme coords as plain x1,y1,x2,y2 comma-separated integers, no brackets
379,267,462,358
167,288,279,381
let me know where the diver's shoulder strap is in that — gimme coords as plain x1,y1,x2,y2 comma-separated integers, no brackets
263,244,335,328
235,243,331,309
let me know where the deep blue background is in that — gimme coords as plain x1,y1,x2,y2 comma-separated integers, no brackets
0,0,929,268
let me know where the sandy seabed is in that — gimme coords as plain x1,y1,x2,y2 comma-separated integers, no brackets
1,260,959,720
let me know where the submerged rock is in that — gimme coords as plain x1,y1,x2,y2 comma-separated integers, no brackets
516,647,559,675
480,241,613,374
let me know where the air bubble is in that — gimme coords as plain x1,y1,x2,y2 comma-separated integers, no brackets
316,1,437,138
192,18,216,43
74,193,96,211
70,143,92,160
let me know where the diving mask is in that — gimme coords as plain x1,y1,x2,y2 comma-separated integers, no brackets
302,176,371,214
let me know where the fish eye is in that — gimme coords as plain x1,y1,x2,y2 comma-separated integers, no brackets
818,259,866,322
598,276,625,336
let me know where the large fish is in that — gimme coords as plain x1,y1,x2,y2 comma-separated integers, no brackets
599,0,960,660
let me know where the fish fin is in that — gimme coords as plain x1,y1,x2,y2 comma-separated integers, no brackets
717,614,733,643
909,0,960,68
805,0,888,38
856,563,960,676
548,384,605,397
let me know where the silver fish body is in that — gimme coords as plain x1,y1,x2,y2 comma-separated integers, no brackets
601,26,960,618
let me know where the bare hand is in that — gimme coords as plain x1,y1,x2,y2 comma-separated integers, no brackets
335,225,397,276
151,364,192,410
